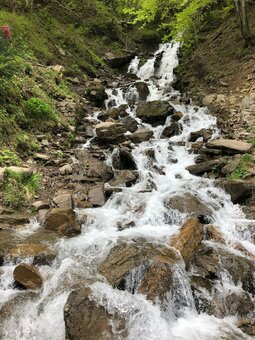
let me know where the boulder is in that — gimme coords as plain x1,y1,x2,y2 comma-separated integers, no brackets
85,81,107,108
189,129,213,142
120,116,138,133
98,240,180,288
32,201,50,211
95,122,127,144
64,287,127,340
6,243,56,264
109,170,138,187
161,122,183,138
211,291,254,318
135,82,150,101
165,193,212,218
170,218,203,269
204,225,225,244
136,100,174,125
216,179,255,203
88,184,105,206
59,164,73,175
186,159,226,175
44,208,81,236
206,139,253,154
104,52,136,68
130,128,153,143
172,111,184,121
220,156,241,175
112,148,137,170
98,105,128,121
74,150,113,182
237,318,255,336
13,263,43,290
53,193,74,209
0,214,30,227
193,244,255,294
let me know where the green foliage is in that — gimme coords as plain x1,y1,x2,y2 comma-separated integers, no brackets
0,150,21,166
24,97,53,121
118,0,234,46
0,169,41,210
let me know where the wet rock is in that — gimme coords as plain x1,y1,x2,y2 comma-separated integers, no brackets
64,287,127,340
98,240,180,288
165,193,212,218
85,81,107,108
95,122,127,144
170,217,203,269
216,179,255,203
112,148,137,170
13,263,43,290
32,201,50,211
136,100,174,126
6,243,56,264
172,111,184,121
161,122,183,138
59,164,73,175
237,318,255,336
53,193,74,210
135,82,150,101
104,52,136,68
74,150,113,182
204,225,225,244
206,139,253,155
88,184,105,206
137,262,174,303
98,105,128,121
186,159,226,175
120,115,138,133
130,128,153,143
109,170,138,187
189,129,213,142
211,290,254,318
44,208,81,236
193,244,255,294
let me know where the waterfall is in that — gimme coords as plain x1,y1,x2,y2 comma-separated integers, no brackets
0,42,254,340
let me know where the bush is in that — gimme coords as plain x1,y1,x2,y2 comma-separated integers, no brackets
24,97,53,120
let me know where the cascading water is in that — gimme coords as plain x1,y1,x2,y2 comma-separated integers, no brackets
0,42,254,340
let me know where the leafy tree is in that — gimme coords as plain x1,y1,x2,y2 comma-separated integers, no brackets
118,0,254,46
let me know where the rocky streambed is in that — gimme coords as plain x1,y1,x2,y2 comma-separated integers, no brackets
0,43,255,339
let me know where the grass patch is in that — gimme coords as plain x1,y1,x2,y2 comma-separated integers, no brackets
0,169,41,210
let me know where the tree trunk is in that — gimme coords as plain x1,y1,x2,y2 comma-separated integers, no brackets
234,0,254,46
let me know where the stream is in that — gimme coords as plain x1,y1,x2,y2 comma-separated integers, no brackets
0,43,255,339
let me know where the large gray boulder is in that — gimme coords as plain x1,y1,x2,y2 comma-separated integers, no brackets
95,122,127,144
136,100,174,126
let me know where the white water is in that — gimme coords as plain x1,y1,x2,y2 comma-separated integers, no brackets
1,43,254,339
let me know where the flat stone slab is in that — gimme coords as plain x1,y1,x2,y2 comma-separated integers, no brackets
207,139,253,154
